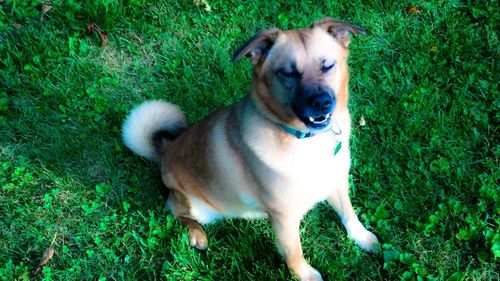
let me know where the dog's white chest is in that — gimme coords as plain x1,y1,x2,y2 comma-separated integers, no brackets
282,147,347,203
248,130,350,208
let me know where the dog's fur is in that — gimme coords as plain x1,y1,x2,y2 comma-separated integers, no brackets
122,18,378,281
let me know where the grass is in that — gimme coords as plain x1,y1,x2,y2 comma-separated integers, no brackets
0,0,498,280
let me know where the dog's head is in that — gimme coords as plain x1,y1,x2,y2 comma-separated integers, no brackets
233,17,365,132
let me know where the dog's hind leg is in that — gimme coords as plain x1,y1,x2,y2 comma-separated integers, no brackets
327,178,379,253
270,214,323,281
166,189,208,250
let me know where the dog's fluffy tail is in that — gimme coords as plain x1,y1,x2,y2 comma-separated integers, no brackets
122,100,188,161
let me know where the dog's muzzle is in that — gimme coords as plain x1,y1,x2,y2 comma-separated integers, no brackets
293,92,335,130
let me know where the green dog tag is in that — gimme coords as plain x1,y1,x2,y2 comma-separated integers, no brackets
333,141,342,156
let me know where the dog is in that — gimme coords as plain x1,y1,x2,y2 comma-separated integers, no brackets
122,17,378,281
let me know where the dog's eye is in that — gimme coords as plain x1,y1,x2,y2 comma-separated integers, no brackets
278,70,301,79
321,63,335,74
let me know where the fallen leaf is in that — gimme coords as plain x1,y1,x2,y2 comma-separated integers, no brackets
87,23,95,34
12,23,22,29
194,0,211,11
86,23,108,46
42,3,52,13
34,245,55,275
405,6,423,13
97,30,108,47
359,115,366,126
41,3,52,20
431,46,438,52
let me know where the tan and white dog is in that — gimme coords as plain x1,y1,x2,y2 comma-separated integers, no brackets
122,17,378,281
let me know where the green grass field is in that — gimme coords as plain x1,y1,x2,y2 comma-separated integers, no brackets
0,0,498,280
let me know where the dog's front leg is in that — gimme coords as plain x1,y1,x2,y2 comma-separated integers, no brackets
327,179,379,252
270,214,323,281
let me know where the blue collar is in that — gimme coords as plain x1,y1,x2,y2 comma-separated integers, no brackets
275,123,316,139
274,121,342,139
274,121,343,156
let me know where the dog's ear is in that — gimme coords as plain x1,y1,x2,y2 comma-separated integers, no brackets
232,28,281,65
312,17,366,48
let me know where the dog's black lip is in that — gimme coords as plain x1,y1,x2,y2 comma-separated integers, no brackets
292,106,332,129
304,114,331,129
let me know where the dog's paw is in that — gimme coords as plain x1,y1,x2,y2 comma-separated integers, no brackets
188,227,208,250
298,265,323,281
353,229,379,253
346,220,379,253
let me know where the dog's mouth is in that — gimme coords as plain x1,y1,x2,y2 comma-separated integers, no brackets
307,114,331,125
293,108,332,130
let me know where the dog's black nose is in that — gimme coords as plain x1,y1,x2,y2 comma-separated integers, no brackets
307,94,334,113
